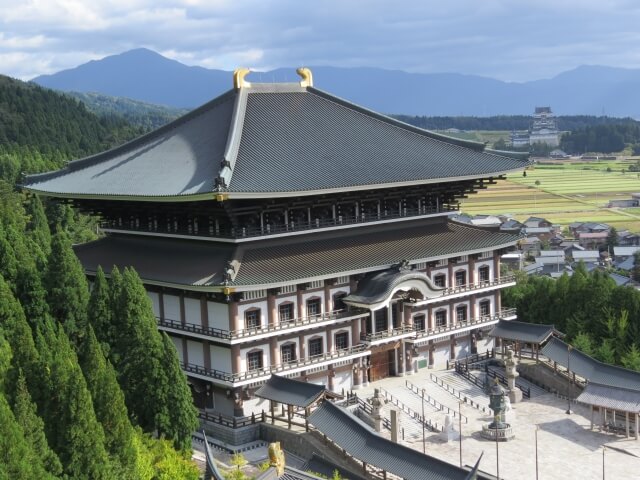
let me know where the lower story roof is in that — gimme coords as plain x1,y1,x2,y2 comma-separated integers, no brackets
254,375,326,408
489,320,558,344
73,218,519,289
577,383,640,413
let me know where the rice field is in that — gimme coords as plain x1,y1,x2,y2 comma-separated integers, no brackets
461,160,640,232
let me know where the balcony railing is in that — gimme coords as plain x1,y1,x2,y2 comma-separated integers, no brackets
436,275,516,298
157,309,368,342
413,308,516,339
181,344,369,384
360,325,415,343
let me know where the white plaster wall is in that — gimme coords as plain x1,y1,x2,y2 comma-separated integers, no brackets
210,345,232,373
237,300,268,328
478,335,495,353
333,371,352,393
455,338,471,359
243,397,270,416
164,294,181,321
148,291,160,317
186,339,205,367
239,345,270,372
432,344,450,367
277,337,299,349
170,335,183,362
184,297,201,326
207,302,230,331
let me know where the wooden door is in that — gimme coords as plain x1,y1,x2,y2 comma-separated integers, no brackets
370,351,390,382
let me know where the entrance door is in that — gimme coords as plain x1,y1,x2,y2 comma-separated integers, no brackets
370,350,391,382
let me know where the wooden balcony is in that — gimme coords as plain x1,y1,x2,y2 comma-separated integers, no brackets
411,308,517,343
412,275,516,306
359,325,416,344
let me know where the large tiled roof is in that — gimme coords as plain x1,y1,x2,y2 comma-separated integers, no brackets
72,219,519,289
307,401,471,480
24,81,529,200
343,268,441,306
489,320,558,344
542,337,640,391
577,383,640,413
24,91,235,198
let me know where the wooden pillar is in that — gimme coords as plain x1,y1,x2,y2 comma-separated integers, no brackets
494,254,501,280
267,292,277,326
448,261,454,287
324,283,331,313
297,288,304,319
352,318,361,346
270,338,280,367
397,341,406,376
627,412,630,438
470,294,477,320
231,345,241,374
287,404,293,429
299,334,306,360
450,335,456,360
305,407,310,432
468,256,476,285
427,306,433,331
229,300,241,332
158,291,165,320
327,330,334,353
403,303,413,327
179,294,186,325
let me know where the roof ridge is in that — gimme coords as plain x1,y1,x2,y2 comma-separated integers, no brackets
216,88,249,190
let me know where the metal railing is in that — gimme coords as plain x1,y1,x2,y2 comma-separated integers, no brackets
414,308,516,339
360,325,415,342
429,373,491,414
437,275,516,297
403,381,468,424
484,366,531,399
157,308,367,341
379,387,444,432
198,410,262,428
182,343,369,383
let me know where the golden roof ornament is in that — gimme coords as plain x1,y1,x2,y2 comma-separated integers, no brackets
296,67,313,87
233,68,251,89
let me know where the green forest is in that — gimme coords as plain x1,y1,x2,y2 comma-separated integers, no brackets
503,265,640,370
0,75,200,479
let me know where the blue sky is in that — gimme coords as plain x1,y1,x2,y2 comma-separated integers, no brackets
1,0,639,81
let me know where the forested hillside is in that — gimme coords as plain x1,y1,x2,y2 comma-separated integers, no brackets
0,74,144,183
503,266,640,369
0,76,200,478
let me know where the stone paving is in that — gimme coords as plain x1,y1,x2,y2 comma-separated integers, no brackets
355,368,640,479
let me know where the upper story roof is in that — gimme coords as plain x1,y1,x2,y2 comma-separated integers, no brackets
23,69,530,202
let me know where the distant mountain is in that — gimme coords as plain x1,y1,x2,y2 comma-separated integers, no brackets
32,49,640,117
63,91,188,130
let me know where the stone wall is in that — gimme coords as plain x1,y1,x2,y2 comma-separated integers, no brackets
518,363,583,398
201,418,261,445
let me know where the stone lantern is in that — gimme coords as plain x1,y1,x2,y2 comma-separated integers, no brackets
481,379,515,441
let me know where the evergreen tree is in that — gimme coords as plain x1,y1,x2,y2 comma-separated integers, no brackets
606,227,618,252
25,194,51,256
112,268,167,432
88,266,112,352
36,318,115,479
79,326,138,478
595,339,616,365
16,262,49,326
159,332,198,451
571,332,594,356
12,371,63,477
45,230,89,340
621,344,640,371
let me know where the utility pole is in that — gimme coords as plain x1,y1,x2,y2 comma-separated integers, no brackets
421,389,426,454
566,344,573,414
458,401,463,468
535,425,539,480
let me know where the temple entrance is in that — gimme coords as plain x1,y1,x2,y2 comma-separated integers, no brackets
370,351,392,381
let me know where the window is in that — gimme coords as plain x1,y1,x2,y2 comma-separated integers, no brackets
335,332,349,350
479,266,490,283
435,310,447,328
455,270,466,287
245,309,260,330
433,274,446,287
414,314,426,332
308,338,323,357
456,305,468,323
247,351,263,371
306,298,322,317
480,300,491,317
279,303,294,323
333,292,347,311
374,309,388,332
281,343,296,363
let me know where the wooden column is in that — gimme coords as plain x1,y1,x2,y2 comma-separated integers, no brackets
231,345,241,374
494,254,501,280
200,295,209,329
448,261,454,287
404,304,413,327
327,330,334,353
203,341,211,371
179,294,186,325
158,291,165,320
468,256,476,285
397,341,406,376
297,288,305,319
351,318,361,346
267,292,277,326
270,338,280,367
324,283,332,313
229,300,241,332
450,335,456,360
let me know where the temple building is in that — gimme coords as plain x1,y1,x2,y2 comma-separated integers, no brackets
23,68,528,417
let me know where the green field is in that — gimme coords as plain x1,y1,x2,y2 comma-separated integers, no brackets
461,160,640,232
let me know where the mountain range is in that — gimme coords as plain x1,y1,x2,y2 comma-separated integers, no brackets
32,48,640,117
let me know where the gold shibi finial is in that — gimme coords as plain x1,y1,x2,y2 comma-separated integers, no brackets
296,67,313,87
233,68,251,89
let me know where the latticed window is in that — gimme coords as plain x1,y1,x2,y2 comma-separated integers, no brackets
306,298,321,316
435,310,447,328
480,300,491,317
434,274,446,287
245,309,260,330
456,305,467,323
281,343,296,363
479,265,490,283
247,351,263,371
279,303,294,323
308,338,323,357
413,314,426,332
335,332,349,350
455,270,466,287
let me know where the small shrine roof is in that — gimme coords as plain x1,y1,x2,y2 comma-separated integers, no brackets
489,320,558,344
254,375,326,408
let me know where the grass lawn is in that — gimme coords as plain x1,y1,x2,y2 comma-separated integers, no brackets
461,159,640,232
